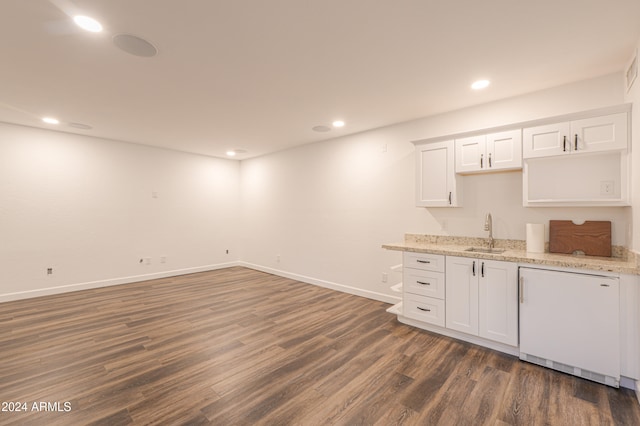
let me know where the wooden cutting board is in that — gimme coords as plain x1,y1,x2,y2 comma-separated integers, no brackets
549,220,612,257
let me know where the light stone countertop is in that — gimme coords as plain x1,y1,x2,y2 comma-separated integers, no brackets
382,234,640,275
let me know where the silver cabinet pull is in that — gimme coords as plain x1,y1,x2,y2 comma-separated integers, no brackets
417,307,431,312
519,276,524,304
448,192,452,205
488,152,492,168
472,261,476,276
417,281,431,286
416,260,431,264
563,135,567,152
574,134,578,150
480,153,484,168
481,262,485,277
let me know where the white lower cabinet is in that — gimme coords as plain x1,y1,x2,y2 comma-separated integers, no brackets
445,256,479,335
403,252,446,327
404,293,445,327
402,252,518,347
478,260,519,346
445,256,518,346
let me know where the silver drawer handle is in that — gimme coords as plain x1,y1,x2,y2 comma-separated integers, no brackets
417,307,431,312
417,281,431,286
416,260,431,264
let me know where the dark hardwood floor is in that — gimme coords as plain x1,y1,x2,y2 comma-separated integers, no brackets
1,266,639,425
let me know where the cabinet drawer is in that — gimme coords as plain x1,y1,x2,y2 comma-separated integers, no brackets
403,252,445,272
404,294,445,327
404,269,445,299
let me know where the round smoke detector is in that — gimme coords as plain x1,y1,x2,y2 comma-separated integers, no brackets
113,33,158,57
312,125,331,132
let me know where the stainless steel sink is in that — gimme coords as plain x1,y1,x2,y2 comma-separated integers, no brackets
464,247,506,254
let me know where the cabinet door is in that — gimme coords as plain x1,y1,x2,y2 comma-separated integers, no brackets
478,260,518,346
486,129,522,171
571,112,628,154
455,135,486,173
523,122,570,159
415,140,461,207
445,256,479,335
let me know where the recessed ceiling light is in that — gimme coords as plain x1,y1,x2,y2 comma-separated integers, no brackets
42,117,60,125
332,120,345,128
471,80,490,90
73,15,103,33
225,149,247,158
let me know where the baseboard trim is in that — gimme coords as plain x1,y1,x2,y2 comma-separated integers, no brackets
397,314,520,356
239,262,400,304
0,261,241,303
618,376,640,392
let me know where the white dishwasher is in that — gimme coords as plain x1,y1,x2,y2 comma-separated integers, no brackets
519,267,620,387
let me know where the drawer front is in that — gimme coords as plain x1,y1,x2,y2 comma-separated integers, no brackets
404,294,445,327
404,269,445,299
403,252,445,272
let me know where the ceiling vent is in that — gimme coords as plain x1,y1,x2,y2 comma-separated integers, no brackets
113,34,158,58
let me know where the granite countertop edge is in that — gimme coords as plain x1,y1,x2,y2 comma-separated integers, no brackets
382,240,640,275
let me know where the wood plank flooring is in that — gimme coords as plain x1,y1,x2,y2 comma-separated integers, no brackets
1,266,639,425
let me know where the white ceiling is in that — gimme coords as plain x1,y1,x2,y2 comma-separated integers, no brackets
1,1,639,159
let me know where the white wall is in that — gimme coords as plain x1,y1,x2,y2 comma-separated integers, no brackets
0,123,240,301
1,72,633,304
240,73,631,303
625,37,640,253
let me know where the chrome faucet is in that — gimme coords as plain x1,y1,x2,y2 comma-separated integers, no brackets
484,213,494,249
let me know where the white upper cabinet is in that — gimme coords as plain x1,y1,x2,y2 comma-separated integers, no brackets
522,109,630,206
455,135,485,172
523,112,628,159
572,113,628,152
456,130,522,174
414,140,462,207
522,122,570,158
414,105,629,208
486,130,523,171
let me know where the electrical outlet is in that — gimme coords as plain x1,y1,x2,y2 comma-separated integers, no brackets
144,257,151,265
47,267,53,275
160,256,167,264
600,180,614,195
382,272,388,283
226,249,229,254
276,254,281,263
